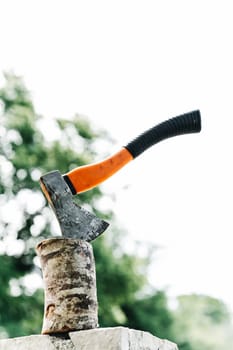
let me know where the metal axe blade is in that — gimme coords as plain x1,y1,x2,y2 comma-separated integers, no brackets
40,170,109,241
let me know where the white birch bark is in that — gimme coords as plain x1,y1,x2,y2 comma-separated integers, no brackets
36,238,98,334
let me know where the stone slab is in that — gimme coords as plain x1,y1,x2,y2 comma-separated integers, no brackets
70,327,178,350
0,334,55,350
0,327,178,350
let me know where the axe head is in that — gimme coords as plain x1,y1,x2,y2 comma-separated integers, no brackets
40,170,109,241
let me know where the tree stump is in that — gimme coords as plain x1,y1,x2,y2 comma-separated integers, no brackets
36,237,98,334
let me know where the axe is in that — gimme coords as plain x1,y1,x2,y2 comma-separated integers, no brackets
40,110,201,241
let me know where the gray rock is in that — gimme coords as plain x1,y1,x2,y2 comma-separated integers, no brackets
0,327,178,350
0,334,55,350
70,327,178,350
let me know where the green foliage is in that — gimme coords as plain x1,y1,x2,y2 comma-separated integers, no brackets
172,294,233,350
93,233,149,326
0,253,43,335
122,291,173,339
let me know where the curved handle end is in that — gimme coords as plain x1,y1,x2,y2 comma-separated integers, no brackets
125,110,201,158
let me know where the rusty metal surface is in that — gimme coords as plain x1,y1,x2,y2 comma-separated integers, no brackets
40,171,109,241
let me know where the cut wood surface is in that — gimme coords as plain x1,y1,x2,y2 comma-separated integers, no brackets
36,237,98,334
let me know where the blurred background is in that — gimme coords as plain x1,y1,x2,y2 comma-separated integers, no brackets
1,1,233,349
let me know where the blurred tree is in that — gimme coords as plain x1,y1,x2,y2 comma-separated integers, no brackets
122,290,173,339
172,294,233,350
0,72,173,339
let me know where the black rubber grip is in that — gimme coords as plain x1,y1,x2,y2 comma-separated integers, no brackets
124,110,201,158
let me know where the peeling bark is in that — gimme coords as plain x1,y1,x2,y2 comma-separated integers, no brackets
36,238,98,334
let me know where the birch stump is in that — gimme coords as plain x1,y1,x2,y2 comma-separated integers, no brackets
36,237,98,334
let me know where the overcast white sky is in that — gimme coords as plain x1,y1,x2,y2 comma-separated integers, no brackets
1,0,233,312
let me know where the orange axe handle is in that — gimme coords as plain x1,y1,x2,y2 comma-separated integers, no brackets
64,148,133,194
64,110,201,195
